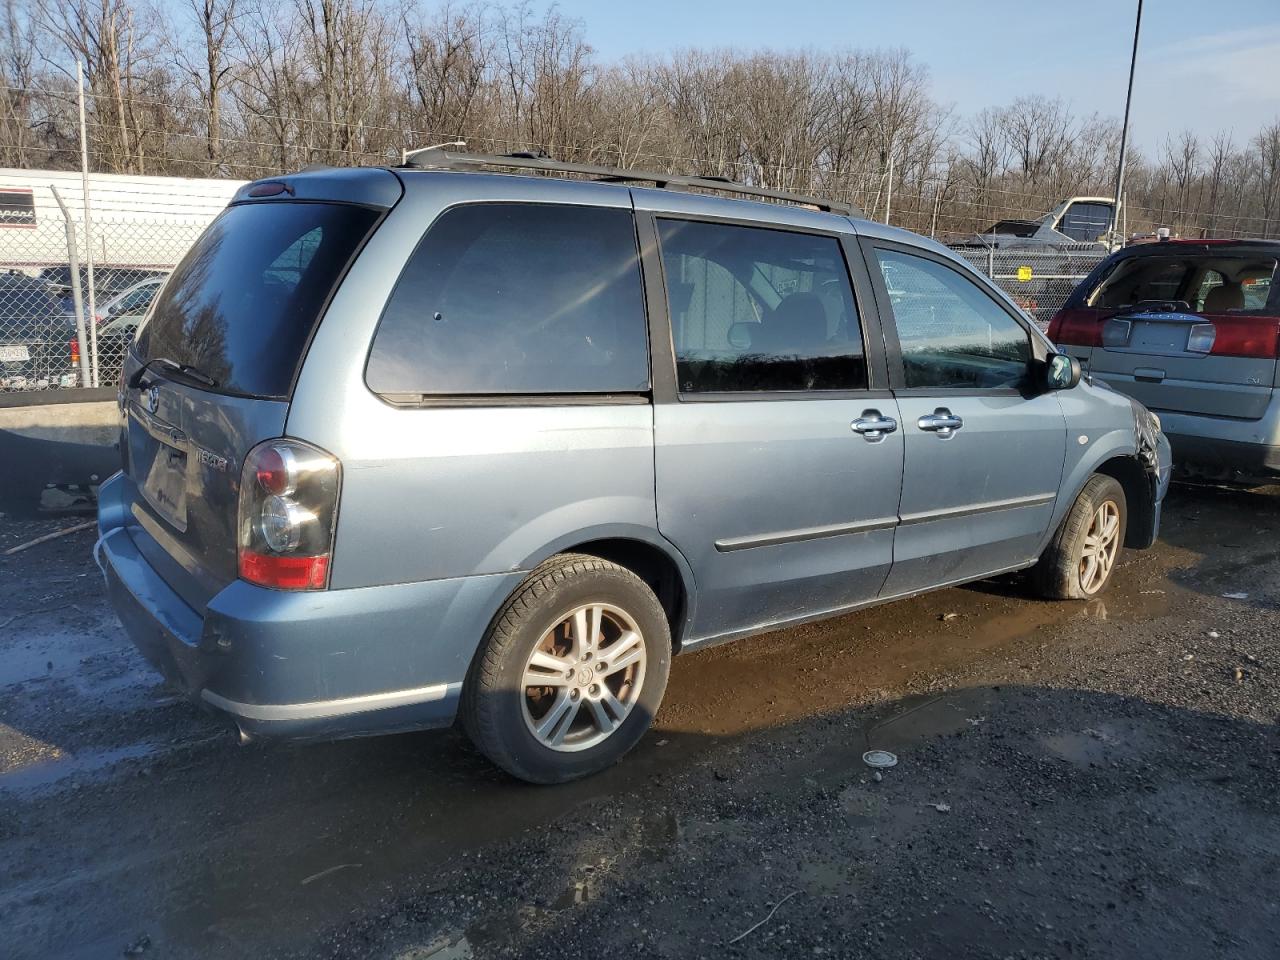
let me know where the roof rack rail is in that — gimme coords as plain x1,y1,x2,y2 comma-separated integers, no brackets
398,149,860,217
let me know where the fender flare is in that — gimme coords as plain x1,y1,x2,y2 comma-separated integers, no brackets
1036,427,1140,556
515,521,699,648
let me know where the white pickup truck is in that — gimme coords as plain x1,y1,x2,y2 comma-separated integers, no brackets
956,196,1120,250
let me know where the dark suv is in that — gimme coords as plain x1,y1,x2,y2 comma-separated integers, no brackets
0,273,71,389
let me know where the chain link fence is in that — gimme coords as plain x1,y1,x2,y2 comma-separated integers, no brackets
950,244,1108,329
1,208,209,393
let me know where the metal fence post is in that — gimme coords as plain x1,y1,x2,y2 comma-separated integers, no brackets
50,186,92,387
78,61,99,387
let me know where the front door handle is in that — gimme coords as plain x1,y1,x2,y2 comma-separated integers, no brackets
852,410,898,442
917,408,963,437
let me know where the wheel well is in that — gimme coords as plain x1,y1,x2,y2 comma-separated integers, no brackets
1094,455,1154,548
569,539,688,651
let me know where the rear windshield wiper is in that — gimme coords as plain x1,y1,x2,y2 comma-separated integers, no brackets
128,357,219,390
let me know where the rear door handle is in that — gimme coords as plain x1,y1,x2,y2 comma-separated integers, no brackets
917,408,963,437
852,410,898,442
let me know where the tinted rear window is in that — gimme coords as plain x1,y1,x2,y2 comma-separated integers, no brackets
366,203,648,397
0,281,60,321
135,202,379,398
1089,254,1278,313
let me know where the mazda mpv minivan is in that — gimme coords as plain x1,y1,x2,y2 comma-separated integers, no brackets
98,153,1170,783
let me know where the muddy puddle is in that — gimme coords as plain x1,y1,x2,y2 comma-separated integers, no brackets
658,557,1182,739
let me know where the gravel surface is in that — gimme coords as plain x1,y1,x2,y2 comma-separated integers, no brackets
2,483,1278,959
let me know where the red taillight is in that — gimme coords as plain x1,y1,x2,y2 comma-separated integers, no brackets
1201,315,1280,359
238,440,340,591
238,550,330,590
253,445,297,496
1047,308,1104,347
69,338,80,363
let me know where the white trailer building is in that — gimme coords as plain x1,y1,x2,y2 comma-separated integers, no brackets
0,168,246,274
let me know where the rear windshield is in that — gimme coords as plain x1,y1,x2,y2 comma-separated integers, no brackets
135,201,379,398
1058,202,1113,243
1088,254,1278,314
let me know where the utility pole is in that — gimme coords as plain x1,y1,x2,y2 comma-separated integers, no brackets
77,61,99,386
1111,0,1142,246
883,149,895,225
51,186,91,387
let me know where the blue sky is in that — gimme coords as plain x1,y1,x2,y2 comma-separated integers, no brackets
552,0,1280,155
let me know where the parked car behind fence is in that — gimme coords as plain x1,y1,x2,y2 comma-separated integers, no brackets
0,272,75,390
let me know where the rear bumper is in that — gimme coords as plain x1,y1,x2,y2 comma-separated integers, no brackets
1155,400,1280,480
97,473,523,740
1162,431,1280,479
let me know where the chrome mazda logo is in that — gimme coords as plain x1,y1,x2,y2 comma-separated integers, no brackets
146,385,160,414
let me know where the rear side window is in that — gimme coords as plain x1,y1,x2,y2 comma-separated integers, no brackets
136,202,380,398
366,204,648,397
656,219,866,393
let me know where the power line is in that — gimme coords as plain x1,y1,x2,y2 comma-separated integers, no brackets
5,82,1280,233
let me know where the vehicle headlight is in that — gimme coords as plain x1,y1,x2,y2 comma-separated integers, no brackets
1149,412,1162,433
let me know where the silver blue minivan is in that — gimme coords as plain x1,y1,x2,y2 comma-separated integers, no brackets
98,154,1171,783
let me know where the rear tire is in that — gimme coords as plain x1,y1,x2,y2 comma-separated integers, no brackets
1029,474,1127,600
461,554,671,784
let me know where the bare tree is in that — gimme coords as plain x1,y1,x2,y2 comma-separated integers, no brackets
401,1,487,142
6,2,1280,241
173,0,239,169
1165,130,1200,235
0,0,41,167
40,0,164,173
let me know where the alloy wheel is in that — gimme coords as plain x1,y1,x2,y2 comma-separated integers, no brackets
1079,500,1121,594
521,602,647,752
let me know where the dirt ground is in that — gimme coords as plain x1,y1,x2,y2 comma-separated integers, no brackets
2,483,1278,959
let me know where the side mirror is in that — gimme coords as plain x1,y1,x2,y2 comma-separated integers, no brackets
1046,352,1082,391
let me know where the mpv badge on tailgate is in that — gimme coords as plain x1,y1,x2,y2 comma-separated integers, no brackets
197,447,230,473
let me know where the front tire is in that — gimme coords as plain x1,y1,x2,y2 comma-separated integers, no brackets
461,554,671,784
1029,474,1127,600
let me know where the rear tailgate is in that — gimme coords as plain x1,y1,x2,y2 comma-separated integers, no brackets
118,170,399,610
1088,309,1278,418
123,384,290,609
1054,247,1279,419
